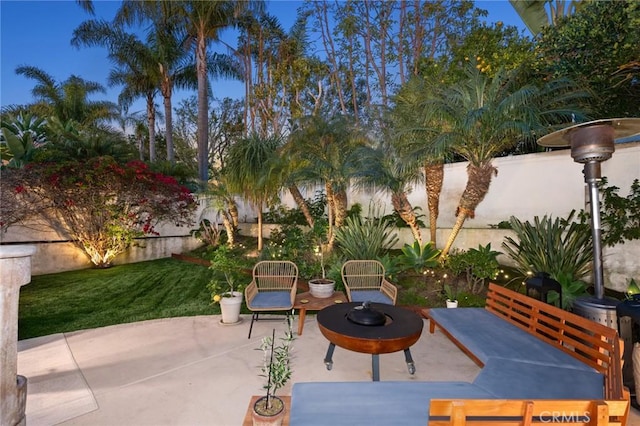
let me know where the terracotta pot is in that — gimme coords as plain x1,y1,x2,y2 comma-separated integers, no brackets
308,279,335,298
252,396,285,426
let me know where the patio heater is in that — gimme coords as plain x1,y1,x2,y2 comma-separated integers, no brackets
537,118,640,327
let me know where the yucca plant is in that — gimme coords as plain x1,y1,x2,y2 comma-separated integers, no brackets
334,214,399,260
502,211,592,308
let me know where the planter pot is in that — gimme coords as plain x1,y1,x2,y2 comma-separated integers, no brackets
252,395,285,426
446,299,458,308
220,291,243,324
308,279,335,298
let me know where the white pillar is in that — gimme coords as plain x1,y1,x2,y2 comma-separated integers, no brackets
1,245,35,426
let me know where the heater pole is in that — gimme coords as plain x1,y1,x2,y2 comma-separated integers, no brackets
586,175,605,299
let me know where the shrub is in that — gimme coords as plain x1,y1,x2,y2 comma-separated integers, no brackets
0,157,196,267
578,177,640,247
334,214,399,260
397,240,440,275
261,224,318,279
446,243,501,294
502,211,592,282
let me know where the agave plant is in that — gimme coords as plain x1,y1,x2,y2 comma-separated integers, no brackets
334,213,399,260
398,240,441,275
502,211,592,307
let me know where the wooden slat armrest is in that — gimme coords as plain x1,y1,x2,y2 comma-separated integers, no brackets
428,399,629,426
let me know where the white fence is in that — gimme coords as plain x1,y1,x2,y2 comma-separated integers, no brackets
2,142,638,291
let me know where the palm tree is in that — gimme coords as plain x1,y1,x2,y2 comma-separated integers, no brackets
72,21,162,161
509,0,583,36
353,140,424,244
224,133,282,251
428,62,586,259
286,114,365,246
112,5,196,165
14,66,118,127
391,77,447,245
118,1,262,185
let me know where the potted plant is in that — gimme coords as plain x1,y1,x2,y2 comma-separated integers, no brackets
207,245,245,324
252,318,294,426
308,244,336,298
444,284,458,308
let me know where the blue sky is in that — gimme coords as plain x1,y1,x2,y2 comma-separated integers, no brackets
1,0,527,116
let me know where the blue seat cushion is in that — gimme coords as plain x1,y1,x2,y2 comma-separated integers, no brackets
248,291,291,309
350,290,393,305
290,381,494,426
474,358,604,399
427,308,595,371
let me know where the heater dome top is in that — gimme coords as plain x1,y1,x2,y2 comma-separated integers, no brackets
537,118,640,148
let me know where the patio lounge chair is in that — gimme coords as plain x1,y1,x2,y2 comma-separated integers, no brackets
245,260,298,338
341,260,397,305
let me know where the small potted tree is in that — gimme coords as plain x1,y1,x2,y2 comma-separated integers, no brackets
308,244,336,298
252,318,294,426
208,245,245,324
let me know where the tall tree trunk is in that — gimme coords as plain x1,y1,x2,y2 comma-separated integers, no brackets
289,185,314,228
439,208,470,260
221,210,235,248
228,198,239,228
159,64,174,164
440,162,497,259
317,1,347,114
333,189,348,229
392,191,422,244
162,87,174,163
326,183,336,248
196,33,209,185
425,161,444,245
257,202,263,251
146,93,156,162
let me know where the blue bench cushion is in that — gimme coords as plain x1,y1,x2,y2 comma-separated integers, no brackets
474,358,604,399
350,290,393,305
290,381,494,426
427,308,595,372
248,291,291,309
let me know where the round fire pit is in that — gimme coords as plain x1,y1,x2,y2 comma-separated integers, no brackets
317,302,423,381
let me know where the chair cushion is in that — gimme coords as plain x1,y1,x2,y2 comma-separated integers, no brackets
473,358,604,399
248,291,291,309
350,290,393,305
427,308,595,371
290,381,494,426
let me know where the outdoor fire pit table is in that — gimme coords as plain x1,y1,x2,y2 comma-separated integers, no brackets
317,301,423,381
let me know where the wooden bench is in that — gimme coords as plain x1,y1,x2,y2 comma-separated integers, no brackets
425,283,626,401
428,398,629,425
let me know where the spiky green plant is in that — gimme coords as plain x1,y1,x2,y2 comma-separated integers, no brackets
502,210,593,285
398,240,441,275
334,214,399,260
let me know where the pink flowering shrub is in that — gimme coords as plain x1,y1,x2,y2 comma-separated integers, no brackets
1,157,196,267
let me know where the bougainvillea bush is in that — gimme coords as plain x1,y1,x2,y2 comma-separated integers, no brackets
1,157,196,267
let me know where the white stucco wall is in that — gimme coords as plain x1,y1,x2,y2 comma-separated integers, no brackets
2,142,638,288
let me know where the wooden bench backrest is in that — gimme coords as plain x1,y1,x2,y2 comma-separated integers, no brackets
485,283,624,400
429,399,629,426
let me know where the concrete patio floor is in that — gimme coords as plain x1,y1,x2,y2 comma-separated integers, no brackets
17,313,640,426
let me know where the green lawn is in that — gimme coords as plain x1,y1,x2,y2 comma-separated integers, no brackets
18,257,215,340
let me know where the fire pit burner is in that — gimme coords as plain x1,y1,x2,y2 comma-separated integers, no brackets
347,301,387,326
